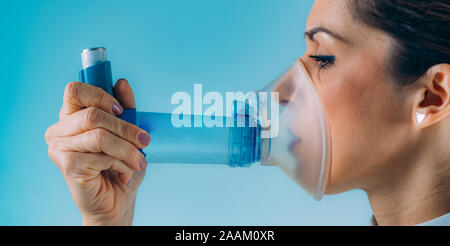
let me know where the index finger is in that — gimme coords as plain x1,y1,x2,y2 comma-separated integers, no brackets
59,82,123,119
48,107,151,149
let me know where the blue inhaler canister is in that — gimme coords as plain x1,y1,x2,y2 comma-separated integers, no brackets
79,48,137,125
78,47,262,167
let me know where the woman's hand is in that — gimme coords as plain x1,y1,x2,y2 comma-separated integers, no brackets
45,79,151,225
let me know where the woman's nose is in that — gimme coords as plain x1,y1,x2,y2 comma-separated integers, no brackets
273,68,296,105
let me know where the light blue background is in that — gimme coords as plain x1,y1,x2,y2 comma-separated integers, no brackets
0,0,372,225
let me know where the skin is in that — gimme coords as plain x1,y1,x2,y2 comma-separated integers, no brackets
298,0,450,225
45,0,449,226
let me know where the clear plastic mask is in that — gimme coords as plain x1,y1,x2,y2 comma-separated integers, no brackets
257,60,331,200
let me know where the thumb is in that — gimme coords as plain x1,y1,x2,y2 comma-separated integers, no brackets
114,79,136,109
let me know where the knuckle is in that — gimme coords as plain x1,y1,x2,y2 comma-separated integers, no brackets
47,146,57,164
97,89,111,106
47,141,64,160
90,128,108,145
48,149,77,176
119,142,140,168
120,122,135,140
44,127,53,144
85,107,103,126
48,147,63,172
64,82,82,100
59,152,77,176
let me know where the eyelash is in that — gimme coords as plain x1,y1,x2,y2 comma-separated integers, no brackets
309,55,335,69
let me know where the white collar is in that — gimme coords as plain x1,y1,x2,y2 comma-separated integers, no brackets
416,213,450,226
371,212,450,226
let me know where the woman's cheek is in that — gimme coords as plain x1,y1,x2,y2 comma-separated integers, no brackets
318,75,371,193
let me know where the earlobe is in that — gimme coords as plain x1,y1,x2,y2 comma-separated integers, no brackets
415,64,450,128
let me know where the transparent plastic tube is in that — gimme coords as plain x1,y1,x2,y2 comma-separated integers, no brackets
137,112,261,167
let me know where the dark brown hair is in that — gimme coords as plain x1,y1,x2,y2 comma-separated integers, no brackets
348,0,450,85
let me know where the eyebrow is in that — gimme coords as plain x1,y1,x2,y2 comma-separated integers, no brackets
304,26,350,44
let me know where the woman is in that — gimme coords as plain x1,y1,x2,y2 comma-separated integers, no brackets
45,0,450,225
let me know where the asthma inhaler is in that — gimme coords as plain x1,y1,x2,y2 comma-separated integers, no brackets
79,47,263,167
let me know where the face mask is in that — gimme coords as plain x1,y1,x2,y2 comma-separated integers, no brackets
79,47,331,200
257,61,331,200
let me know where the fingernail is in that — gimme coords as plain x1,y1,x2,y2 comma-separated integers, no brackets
118,78,129,87
138,132,151,146
127,177,132,185
140,157,148,170
112,102,123,115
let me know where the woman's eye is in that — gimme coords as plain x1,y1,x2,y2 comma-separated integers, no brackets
309,55,335,69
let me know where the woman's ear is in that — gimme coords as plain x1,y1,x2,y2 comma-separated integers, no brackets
414,64,450,128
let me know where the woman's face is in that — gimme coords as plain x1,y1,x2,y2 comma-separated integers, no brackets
299,0,417,194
